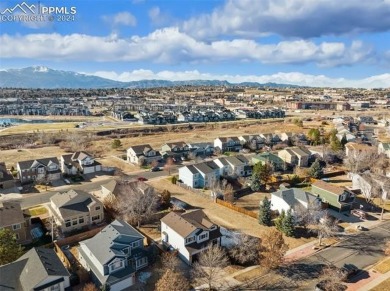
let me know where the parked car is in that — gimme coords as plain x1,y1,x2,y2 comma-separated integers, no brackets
150,167,161,172
137,177,148,181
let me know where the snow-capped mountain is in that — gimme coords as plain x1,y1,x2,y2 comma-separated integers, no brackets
0,67,299,89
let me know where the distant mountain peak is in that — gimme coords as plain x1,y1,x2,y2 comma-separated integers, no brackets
0,67,300,89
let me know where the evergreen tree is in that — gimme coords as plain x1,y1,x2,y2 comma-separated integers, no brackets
330,134,343,151
275,209,285,231
0,228,24,265
259,197,272,226
282,209,295,237
309,159,323,178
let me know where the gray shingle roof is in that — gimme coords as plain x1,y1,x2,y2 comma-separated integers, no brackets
80,220,144,265
0,247,70,291
50,189,98,218
272,188,317,209
17,157,60,170
0,201,25,228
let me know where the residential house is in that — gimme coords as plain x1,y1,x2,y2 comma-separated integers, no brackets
214,137,242,153
345,142,375,158
78,220,149,290
238,135,265,151
161,209,222,265
278,147,311,167
127,144,162,165
260,133,282,146
252,152,284,171
100,180,151,203
378,142,390,158
336,132,356,142
188,142,215,157
0,162,14,189
161,142,190,160
61,151,102,175
270,187,319,214
50,189,104,233
16,157,61,184
178,161,220,189
0,247,70,291
0,201,31,244
311,180,355,212
351,172,390,202
214,155,251,177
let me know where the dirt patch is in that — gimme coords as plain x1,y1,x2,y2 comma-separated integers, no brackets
148,178,314,250
1,146,70,168
234,192,271,213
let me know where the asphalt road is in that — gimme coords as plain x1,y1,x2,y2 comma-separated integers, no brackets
293,220,390,290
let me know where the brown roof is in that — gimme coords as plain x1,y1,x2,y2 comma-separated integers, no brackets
312,180,345,196
161,209,215,238
0,202,25,227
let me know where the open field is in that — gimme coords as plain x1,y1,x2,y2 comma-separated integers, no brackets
148,178,314,250
234,192,270,213
1,146,70,168
371,278,390,291
0,122,80,134
374,258,390,274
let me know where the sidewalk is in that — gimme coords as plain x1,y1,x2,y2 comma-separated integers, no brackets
356,270,390,291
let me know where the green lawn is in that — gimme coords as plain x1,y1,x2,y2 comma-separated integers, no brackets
28,206,48,216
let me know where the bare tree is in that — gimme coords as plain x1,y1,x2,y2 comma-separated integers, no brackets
319,266,346,291
161,251,180,271
82,283,99,291
164,157,174,175
315,214,339,246
113,181,159,227
229,232,261,265
344,151,379,174
138,156,146,167
259,228,288,270
156,269,190,291
192,244,229,291
223,183,235,203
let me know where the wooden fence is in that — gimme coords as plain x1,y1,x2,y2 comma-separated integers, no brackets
55,225,106,247
216,198,258,219
176,182,211,199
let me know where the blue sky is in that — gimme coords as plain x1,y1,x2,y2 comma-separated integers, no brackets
1,0,390,87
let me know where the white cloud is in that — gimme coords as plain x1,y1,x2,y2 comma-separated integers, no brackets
181,0,390,39
89,69,390,88
102,12,137,27
0,29,374,66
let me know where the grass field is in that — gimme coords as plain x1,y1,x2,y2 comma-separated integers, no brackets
371,278,390,291
374,258,390,274
27,206,48,216
0,122,80,135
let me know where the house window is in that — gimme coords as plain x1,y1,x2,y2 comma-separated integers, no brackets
50,283,60,291
12,224,21,230
186,236,195,244
15,233,19,240
131,240,140,248
198,233,208,241
65,221,71,227
92,215,100,221
136,257,148,268
95,206,101,211
123,247,130,254
79,217,84,224
72,219,78,226
109,260,124,272
37,168,45,174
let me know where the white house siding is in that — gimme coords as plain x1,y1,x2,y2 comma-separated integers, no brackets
179,167,196,188
110,275,134,290
161,222,191,264
270,195,291,214
79,243,104,275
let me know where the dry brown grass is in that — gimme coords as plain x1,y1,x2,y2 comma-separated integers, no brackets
0,122,79,135
1,146,70,168
370,278,390,291
148,178,314,250
234,192,271,214
96,156,139,173
374,258,390,274
234,266,267,282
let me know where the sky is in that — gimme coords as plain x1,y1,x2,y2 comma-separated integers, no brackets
1,0,390,88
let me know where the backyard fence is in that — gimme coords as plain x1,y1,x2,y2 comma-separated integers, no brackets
55,224,106,247
216,198,258,219
176,182,211,199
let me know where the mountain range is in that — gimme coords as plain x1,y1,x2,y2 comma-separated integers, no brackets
0,67,299,89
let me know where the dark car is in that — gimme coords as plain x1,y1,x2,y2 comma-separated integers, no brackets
150,167,161,172
315,280,347,291
137,177,148,181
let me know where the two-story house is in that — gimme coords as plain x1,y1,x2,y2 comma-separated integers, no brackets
214,137,242,153
187,142,215,157
161,209,222,265
252,152,285,171
311,180,355,212
161,142,190,160
78,220,149,290
127,144,162,165
16,157,61,184
345,142,375,158
214,155,251,177
179,161,220,189
50,189,104,233
61,151,102,175
238,135,265,151
0,201,31,244
0,162,14,190
0,247,70,291
278,147,311,167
